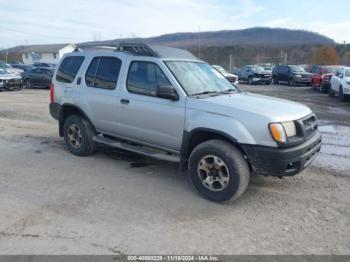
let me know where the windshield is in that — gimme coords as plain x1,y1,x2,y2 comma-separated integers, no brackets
289,65,305,73
0,61,10,68
251,65,265,73
166,61,237,96
345,69,350,77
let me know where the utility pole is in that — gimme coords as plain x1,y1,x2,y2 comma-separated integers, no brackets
284,53,288,64
198,26,201,59
229,54,233,73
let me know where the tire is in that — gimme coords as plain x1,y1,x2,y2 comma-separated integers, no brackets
320,83,327,93
248,77,253,85
289,79,296,87
188,139,250,202
24,79,33,89
273,76,279,84
339,86,349,102
63,115,96,156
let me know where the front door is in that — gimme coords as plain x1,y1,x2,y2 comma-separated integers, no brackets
118,61,185,152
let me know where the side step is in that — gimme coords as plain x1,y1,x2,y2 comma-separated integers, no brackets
93,135,180,163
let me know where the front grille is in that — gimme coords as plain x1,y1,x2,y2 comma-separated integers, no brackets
4,79,22,88
227,76,237,82
301,114,318,138
258,73,271,79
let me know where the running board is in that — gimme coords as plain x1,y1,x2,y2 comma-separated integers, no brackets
93,135,180,163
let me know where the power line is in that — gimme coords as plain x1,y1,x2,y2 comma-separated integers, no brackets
0,25,76,40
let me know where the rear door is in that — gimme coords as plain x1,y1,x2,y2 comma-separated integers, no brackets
78,56,122,134
30,68,43,85
54,56,85,104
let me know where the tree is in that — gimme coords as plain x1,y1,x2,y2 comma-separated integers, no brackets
311,46,340,65
343,51,350,66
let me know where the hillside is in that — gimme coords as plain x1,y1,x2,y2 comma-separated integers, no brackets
79,27,334,48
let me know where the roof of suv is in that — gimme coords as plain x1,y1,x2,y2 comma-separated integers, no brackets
76,43,200,61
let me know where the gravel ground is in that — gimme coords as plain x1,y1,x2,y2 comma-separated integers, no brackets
0,85,349,255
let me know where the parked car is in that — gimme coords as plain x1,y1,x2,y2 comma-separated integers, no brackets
10,64,34,73
33,62,56,68
272,65,312,86
49,43,321,203
22,67,54,89
329,67,350,101
0,68,23,91
310,65,343,93
236,65,272,85
212,65,239,85
0,60,24,75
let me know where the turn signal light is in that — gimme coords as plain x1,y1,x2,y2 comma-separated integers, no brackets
269,123,287,143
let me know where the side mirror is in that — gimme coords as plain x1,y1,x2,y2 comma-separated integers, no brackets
156,85,179,101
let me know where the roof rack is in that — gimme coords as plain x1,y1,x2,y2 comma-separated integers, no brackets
114,42,158,57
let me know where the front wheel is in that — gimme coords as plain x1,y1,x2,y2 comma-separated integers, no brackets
188,140,250,202
339,87,349,102
248,77,253,85
63,115,96,156
289,79,296,87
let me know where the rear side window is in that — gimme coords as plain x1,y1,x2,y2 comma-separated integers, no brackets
85,57,121,90
56,56,84,83
127,61,171,97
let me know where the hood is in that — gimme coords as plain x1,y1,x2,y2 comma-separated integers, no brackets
0,74,22,80
257,71,272,75
5,67,23,74
223,72,238,78
187,92,312,123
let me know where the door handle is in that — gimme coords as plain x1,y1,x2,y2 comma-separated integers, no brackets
120,99,130,104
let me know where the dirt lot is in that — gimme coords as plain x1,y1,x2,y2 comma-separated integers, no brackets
0,84,349,255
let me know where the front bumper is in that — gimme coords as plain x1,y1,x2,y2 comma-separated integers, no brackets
252,77,272,84
294,77,311,84
242,132,321,176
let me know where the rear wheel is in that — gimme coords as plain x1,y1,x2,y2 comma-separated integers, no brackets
188,139,250,202
329,87,335,97
320,83,328,93
24,79,33,89
63,115,96,156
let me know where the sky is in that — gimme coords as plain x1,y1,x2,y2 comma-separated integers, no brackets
1,0,350,48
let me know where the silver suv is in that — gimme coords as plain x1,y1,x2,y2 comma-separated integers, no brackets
49,43,321,202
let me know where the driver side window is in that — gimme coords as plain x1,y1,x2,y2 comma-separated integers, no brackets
127,61,171,97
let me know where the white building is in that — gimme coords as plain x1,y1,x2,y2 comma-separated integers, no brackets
21,44,76,64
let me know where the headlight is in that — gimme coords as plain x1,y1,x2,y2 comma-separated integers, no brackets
269,121,296,143
294,74,302,78
282,121,296,137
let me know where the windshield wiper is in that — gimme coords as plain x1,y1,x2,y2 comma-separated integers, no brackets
220,88,237,94
191,91,220,96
